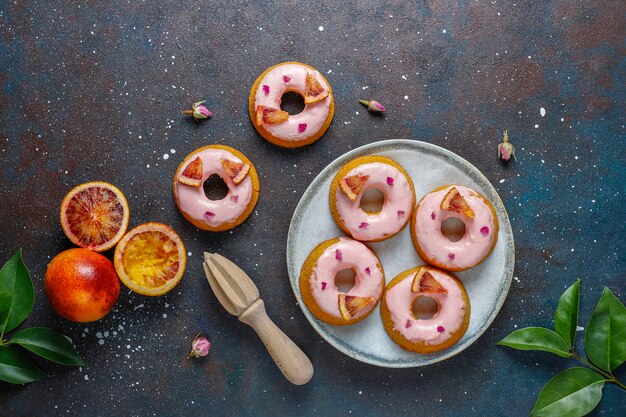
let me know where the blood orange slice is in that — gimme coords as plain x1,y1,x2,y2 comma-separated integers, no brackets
338,174,369,201
221,159,251,185
256,105,289,125
338,294,375,320
304,72,329,104
113,222,186,296
440,187,475,219
177,156,203,187
60,181,130,252
411,269,447,294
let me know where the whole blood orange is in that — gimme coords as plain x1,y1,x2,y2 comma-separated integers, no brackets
60,181,130,252
45,248,120,322
114,222,186,296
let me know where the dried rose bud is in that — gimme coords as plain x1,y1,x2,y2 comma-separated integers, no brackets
188,334,211,358
359,99,386,113
498,130,516,161
183,101,213,122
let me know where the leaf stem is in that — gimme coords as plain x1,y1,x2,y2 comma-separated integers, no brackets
571,350,626,391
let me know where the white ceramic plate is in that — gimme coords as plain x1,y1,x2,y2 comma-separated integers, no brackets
286,140,514,368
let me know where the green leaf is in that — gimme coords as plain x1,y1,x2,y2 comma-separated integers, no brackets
0,249,34,335
530,367,605,417
0,345,46,384
584,288,626,372
10,327,85,366
496,327,571,357
554,279,581,348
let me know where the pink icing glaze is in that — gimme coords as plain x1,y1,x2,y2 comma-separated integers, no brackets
309,238,384,319
335,162,413,241
413,185,496,270
254,63,332,142
385,268,467,346
174,148,252,228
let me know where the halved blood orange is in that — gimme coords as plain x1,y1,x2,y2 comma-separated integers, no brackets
113,222,186,296
60,181,130,252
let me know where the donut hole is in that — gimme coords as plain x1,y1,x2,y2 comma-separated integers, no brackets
359,188,385,213
335,268,356,293
203,174,229,200
280,91,305,115
441,217,466,242
412,296,439,320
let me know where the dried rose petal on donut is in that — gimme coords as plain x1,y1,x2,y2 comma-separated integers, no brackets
440,187,475,219
255,105,289,125
304,72,329,104
177,156,203,187
282,75,291,83
338,294,375,320
338,174,369,201
411,269,447,294
221,159,250,185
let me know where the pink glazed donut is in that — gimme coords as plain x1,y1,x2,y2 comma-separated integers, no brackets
411,185,499,271
330,155,416,242
381,265,470,353
249,62,334,148
173,145,260,232
299,237,385,325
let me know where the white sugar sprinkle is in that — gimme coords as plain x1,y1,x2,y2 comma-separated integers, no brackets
163,154,169,160
499,179,505,183
95,332,102,338
98,339,104,345
540,107,546,117
318,26,324,31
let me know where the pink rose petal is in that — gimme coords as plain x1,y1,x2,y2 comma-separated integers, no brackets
437,326,445,333
230,195,239,203
335,249,342,261
397,210,405,219
358,222,369,229
204,211,215,219
405,320,412,328
283,75,291,83
298,123,307,133
262,85,270,95
480,226,489,236
448,253,455,260
386,177,394,185
364,267,371,275
431,212,436,220
321,282,327,290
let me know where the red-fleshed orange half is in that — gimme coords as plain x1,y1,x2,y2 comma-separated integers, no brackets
60,181,130,252
113,222,186,296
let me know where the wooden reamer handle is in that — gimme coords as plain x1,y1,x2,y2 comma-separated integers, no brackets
238,299,314,385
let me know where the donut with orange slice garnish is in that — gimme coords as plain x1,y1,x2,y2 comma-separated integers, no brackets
411,185,498,271
329,155,416,242
299,237,384,326
248,62,334,148
173,145,260,232
380,265,470,354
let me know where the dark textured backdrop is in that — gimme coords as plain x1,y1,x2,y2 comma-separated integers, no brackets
1,1,624,416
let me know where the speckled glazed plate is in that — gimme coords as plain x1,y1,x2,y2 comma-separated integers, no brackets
287,139,514,368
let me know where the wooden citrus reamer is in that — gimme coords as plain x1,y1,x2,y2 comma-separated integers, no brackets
203,252,313,385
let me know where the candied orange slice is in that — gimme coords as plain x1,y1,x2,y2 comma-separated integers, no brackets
338,174,369,201
256,105,289,125
411,269,447,294
338,294,375,320
304,72,329,104
177,156,203,187
113,222,186,296
440,187,475,219
60,181,130,252
221,159,251,185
